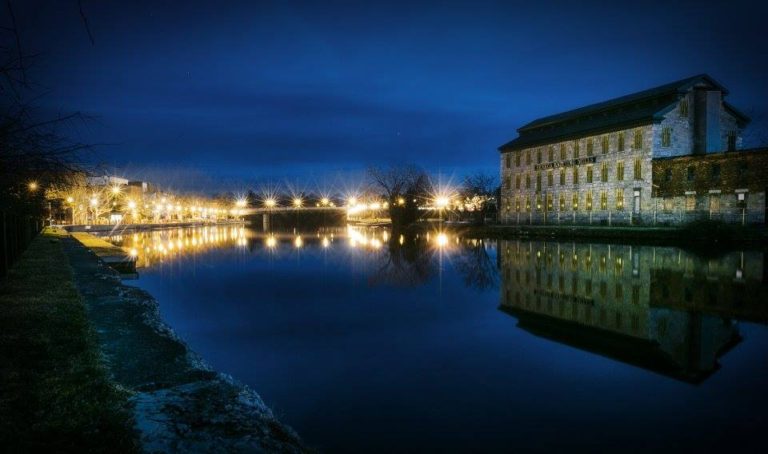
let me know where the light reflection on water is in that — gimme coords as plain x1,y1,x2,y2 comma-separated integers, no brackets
102,225,768,452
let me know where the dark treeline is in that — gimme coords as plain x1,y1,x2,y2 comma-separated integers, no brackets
1,3,86,275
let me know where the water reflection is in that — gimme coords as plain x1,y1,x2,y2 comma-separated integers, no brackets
498,240,768,384
102,225,500,290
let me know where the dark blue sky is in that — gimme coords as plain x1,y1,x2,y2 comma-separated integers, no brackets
12,0,768,191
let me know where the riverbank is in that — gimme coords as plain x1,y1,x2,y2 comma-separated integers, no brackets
0,228,137,451
0,228,306,452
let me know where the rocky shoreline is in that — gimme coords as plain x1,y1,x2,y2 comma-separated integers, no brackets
61,236,307,453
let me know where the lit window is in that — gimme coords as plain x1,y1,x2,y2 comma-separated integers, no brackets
573,166,580,184
559,169,565,185
616,189,624,210
600,191,607,210
710,194,720,213
525,197,531,211
586,165,593,183
515,174,521,189
547,170,553,186
634,129,643,149
572,192,579,211
536,172,542,191
685,195,695,211
601,136,609,153
617,132,625,152
680,98,689,117
662,127,672,147
617,161,624,181
634,158,642,180
587,138,594,156
515,197,521,212
663,198,673,212
525,173,531,189
601,162,608,182
559,193,566,211
586,191,593,211
546,194,553,211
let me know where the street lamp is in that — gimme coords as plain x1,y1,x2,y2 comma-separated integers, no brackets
293,197,303,208
28,181,38,191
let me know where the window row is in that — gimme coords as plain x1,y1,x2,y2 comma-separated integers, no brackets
503,159,643,190
504,189,627,212
503,129,646,168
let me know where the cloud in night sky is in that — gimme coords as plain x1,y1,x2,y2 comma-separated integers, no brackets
8,0,768,191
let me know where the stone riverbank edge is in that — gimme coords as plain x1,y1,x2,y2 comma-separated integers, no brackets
62,229,307,452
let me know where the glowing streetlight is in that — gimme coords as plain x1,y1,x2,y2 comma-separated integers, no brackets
435,196,450,209
28,181,38,191
348,197,357,206
127,200,137,210
66,196,74,203
90,197,99,207
397,197,405,206
235,199,247,208
111,185,121,195
321,197,330,206
293,198,303,208
265,236,277,248
264,198,276,208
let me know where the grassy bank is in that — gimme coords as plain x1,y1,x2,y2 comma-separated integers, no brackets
0,228,137,451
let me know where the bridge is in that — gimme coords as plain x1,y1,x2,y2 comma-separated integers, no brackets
239,206,346,216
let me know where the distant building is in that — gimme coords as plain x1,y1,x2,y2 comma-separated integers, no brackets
86,175,129,187
498,74,765,225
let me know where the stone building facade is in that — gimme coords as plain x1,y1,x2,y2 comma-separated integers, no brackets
498,74,762,225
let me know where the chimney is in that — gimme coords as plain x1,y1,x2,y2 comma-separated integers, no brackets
692,88,722,154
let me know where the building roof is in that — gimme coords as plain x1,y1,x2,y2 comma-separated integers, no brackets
499,74,750,152
500,305,741,385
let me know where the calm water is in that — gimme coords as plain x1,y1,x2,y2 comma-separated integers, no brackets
105,225,768,452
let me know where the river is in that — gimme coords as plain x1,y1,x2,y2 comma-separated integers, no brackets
102,224,768,452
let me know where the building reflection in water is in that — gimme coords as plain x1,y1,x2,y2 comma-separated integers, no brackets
498,240,768,384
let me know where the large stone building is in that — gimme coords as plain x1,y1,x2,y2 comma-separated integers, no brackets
498,74,766,225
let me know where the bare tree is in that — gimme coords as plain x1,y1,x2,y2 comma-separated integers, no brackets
367,164,432,229
1,1,90,216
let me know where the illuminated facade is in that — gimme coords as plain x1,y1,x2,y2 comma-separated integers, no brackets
498,74,765,225
498,239,768,383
